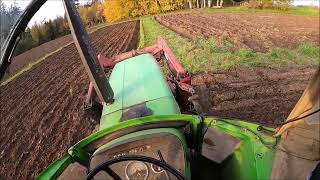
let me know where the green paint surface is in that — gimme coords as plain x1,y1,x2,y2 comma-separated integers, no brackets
37,155,73,180
37,115,277,180
100,54,180,129
204,118,277,180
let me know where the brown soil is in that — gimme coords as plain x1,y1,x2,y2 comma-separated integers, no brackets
156,13,320,52
4,35,73,79
192,65,318,127
0,20,139,179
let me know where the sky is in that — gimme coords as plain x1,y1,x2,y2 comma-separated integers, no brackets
291,0,320,7
2,0,91,26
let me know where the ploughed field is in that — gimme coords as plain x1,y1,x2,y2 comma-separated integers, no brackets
192,66,317,127
4,35,73,79
0,21,139,179
156,13,320,52
156,12,319,125
0,12,319,180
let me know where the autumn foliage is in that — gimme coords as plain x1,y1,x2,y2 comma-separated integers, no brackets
78,2,105,27
103,0,185,22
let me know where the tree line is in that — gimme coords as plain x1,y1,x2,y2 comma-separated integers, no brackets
103,0,225,22
0,1,105,56
0,1,22,50
79,2,105,27
103,0,185,22
187,0,224,9
15,17,70,55
1,0,229,56
20,1,105,55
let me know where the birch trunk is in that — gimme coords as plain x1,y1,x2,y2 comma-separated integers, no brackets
219,0,223,7
208,0,211,7
188,0,193,8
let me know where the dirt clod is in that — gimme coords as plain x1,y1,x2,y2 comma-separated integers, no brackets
193,66,318,126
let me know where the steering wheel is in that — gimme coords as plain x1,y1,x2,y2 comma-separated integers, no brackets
86,154,186,180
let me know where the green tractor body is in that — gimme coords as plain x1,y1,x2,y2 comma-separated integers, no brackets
0,0,318,179
38,53,278,180
100,54,180,130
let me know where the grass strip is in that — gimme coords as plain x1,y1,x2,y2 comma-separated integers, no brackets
138,19,145,49
140,16,319,73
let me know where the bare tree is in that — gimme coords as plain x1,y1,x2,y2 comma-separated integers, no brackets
216,0,219,7
196,0,200,8
188,0,193,8
208,0,211,7
203,0,206,8
219,0,223,7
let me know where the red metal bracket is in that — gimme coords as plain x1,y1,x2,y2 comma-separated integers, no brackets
97,37,190,80
157,37,188,79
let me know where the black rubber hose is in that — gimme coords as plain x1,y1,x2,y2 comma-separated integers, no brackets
279,109,320,126
102,166,121,180
86,155,186,180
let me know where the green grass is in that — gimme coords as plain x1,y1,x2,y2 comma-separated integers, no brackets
138,20,145,49
187,6,320,16
287,6,320,16
88,23,108,32
140,16,319,73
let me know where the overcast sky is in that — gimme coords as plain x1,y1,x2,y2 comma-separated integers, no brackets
2,0,91,26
